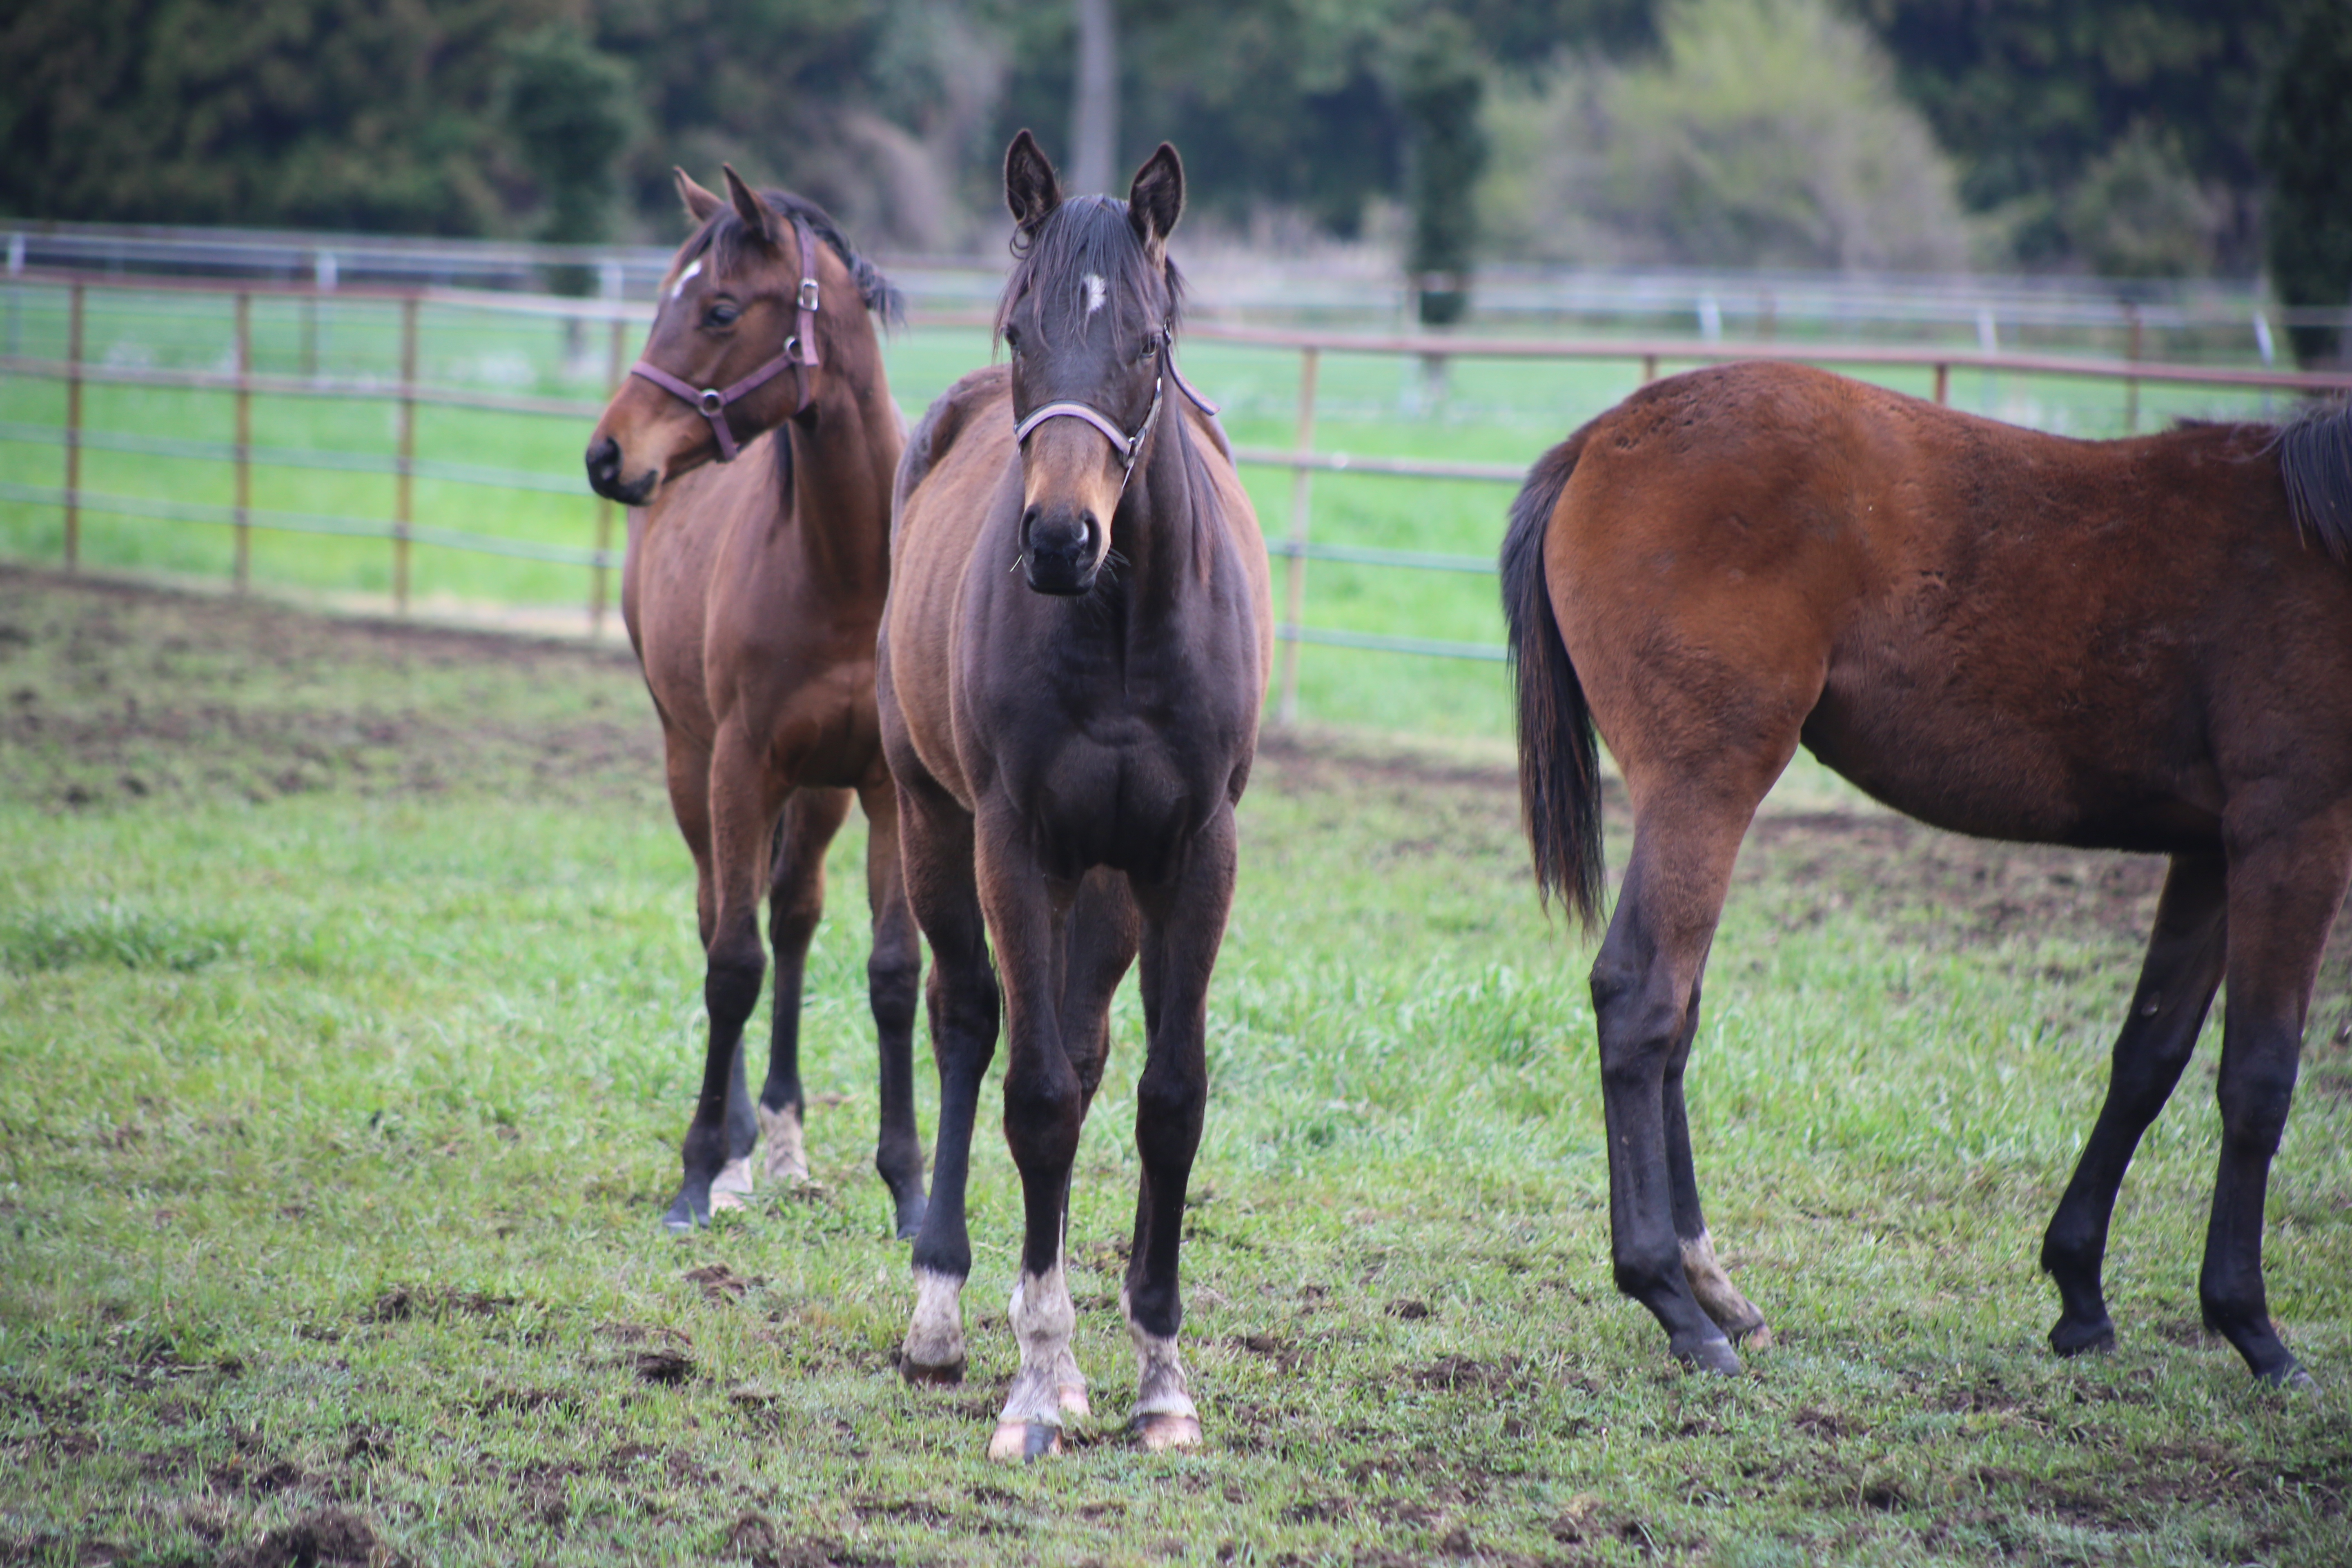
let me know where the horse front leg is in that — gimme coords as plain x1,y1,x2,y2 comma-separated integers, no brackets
668,724,782,1232
2200,820,2351,1385
975,811,1089,1462
751,787,852,1196
859,777,929,1239
1590,804,1751,1373
2040,851,2227,1357
1121,805,1237,1452
894,769,995,1385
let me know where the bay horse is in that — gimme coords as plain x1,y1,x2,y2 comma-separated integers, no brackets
880,132,1271,1459
1503,359,2352,1386
583,168,926,1239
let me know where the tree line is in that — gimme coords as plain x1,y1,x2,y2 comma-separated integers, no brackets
2,0,2347,356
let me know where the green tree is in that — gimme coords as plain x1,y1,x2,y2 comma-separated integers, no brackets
501,24,639,248
1400,13,1486,325
2258,0,2352,367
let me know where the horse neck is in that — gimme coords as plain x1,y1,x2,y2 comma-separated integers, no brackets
774,338,896,592
1112,414,1221,626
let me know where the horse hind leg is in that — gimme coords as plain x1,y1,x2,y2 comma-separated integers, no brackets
2199,822,2352,1385
753,786,854,1192
2040,851,2226,1358
1664,967,1772,1349
860,779,929,1240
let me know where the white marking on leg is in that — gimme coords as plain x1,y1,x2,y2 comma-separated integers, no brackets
1682,1228,1772,1347
902,1266,967,1376
710,1155,755,1211
757,1102,809,1183
1081,274,1106,317
670,258,704,301
998,1261,1076,1425
1122,1285,1197,1418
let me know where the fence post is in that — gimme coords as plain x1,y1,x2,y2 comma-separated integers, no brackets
1640,352,1657,385
1275,346,1319,728
395,295,417,614
1932,361,1949,406
234,292,252,591
64,282,84,570
2124,302,2142,434
590,312,626,637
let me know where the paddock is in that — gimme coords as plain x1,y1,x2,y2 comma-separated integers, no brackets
3,565,2348,1563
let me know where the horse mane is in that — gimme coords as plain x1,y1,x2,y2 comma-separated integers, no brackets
683,189,906,327
995,194,1184,343
2276,400,2352,563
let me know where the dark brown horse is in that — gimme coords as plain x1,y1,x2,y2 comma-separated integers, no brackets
880,133,1271,1459
1504,359,2352,1385
584,168,926,1238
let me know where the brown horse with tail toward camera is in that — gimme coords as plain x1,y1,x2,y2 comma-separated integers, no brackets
584,169,926,1240
881,132,1270,1459
1503,360,2352,1386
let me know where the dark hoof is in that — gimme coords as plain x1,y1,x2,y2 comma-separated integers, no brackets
662,1194,708,1234
987,1420,1061,1463
1675,1336,1743,1376
893,1193,928,1242
900,1356,965,1388
2256,1357,2313,1390
2049,1316,2116,1359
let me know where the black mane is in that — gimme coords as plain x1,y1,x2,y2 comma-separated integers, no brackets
681,189,905,326
995,194,1184,345
2276,400,2352,562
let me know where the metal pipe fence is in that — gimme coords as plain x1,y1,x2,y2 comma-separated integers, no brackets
4,269,2350,725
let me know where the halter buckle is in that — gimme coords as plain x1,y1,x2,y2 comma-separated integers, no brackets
697,388,725,415
798,279,820,312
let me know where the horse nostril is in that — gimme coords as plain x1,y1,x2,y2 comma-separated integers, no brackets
585,437,620,486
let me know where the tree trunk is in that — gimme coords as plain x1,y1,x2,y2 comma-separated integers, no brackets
1069,0,1118,195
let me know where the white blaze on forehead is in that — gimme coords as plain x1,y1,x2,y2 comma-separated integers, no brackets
670,258,704,301
1082,274,1107,316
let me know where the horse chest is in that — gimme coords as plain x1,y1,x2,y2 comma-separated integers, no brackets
1002,731,1214,878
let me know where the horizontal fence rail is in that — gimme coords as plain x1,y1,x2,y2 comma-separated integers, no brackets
5,268,2350,724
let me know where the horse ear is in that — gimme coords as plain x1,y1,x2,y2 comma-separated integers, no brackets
1127,143,1183,262
1004,129,1062,235
721,165,779,246
675,168,724,226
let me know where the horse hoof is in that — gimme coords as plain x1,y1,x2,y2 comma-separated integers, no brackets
709,1190,746,1214
1732,1321,1774,1352
893,1194,928,1242
900,1355,965,1388
661,1196,706,1234
2049,1317,2116,1359
2257,1358,2314,1391
1675,1337,1742,1376
988,1420,1061,1463
1129,1412,1203,1452
1058,1383,1092,1419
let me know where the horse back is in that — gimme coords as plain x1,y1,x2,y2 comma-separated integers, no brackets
1548,361,2352,852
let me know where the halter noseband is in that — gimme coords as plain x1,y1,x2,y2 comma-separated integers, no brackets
628,210,824,463
1010,330,1221,495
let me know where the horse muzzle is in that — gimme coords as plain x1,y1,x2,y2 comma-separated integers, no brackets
584,434,659,506
1021,505,1101,597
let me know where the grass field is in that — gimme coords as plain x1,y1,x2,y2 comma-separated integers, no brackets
3,566,2350,1566
0,281,2301,740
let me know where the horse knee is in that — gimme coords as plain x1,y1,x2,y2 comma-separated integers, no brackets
869,949,920,1031
2216,1063,2296,1156
1134,1066,1205,1165
704,938,766,1027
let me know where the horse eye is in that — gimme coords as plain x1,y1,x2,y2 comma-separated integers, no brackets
1002,326,1023,356
1140,335,1159,359
704,300,739,328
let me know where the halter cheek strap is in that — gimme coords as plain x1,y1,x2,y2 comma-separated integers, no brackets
628,211,824,463
1010,332,1219,495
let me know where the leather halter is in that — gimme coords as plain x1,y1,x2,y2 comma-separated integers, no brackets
629,211,824,463
1011,330,1221,495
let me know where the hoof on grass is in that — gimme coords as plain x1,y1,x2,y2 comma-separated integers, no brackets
900,1355,965,1388
2257,1359,2314,1392
661,1195,706,1235
1675,1337,1742,1376
1058,1382,1091,1419
1129,1412,1202,1452
709,1190,747,1214
892,1194,927,1242
2048,1318,2116,1359
988,1420,1061,1463
1731,1321,1774,1352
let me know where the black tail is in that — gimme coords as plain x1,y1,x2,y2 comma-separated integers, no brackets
1499,430,1604,931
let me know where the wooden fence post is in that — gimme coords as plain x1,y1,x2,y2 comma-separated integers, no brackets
234,292,253,591
1640,352,1658,385
1933,361,1949,406
64,282,85,570
1276,346,1319,728
2124,303,2143,434
395,295,418,614
591,312,626,637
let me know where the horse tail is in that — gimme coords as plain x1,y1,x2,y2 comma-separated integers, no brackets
1500,428,1605,931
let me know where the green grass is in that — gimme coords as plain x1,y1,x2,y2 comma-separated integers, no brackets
3,568,2350,1566
0,284,2299,739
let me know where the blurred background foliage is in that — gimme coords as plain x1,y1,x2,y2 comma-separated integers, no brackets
0,0,2345,303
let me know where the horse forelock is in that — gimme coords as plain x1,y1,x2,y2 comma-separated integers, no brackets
669,191,905,326
2276,401,2352,563
997,195,1183,345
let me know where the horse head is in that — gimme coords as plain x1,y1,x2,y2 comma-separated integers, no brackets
586,169,897,505
996,131,1186,596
